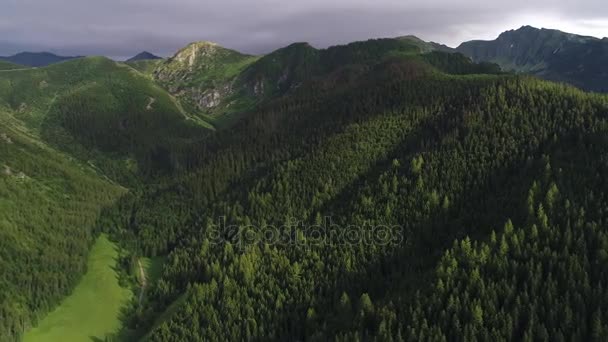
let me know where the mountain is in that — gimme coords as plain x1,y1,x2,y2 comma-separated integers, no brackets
0,52,80,67
114,53,608,341
152,38,497,127
4,34,608,342
153,41,261,125
457,25,608,92
126,51,162,62
125,52,164,74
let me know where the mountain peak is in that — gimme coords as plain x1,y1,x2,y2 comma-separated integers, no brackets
166,41,250,69
194,40,218,46
518,25,539,31
185,41,222,50
127,51,162,62
397,35,425,43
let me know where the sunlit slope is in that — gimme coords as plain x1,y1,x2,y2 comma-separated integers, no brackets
0,57,212,179
23,235,132,342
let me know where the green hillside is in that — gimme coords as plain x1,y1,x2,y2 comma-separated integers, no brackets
0,56,212,181
126,59,164,75
119,67,608,341
0,61,26,71
0,55,211,341
82,37,608,341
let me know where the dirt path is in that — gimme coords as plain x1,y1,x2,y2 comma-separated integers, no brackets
146,97,156,111
137,259,147,305
0,67,36,72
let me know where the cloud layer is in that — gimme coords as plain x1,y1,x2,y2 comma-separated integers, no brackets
1,0,607,59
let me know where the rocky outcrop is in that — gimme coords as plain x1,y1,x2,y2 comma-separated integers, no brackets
1,133,12,144
199,89,222,108
153,41,256,112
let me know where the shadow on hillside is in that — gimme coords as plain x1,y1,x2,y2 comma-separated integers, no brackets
271,109,560,337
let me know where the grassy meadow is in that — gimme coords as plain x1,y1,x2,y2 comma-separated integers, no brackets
23,235,132,342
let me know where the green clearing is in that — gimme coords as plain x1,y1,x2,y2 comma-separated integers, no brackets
23,234,132,342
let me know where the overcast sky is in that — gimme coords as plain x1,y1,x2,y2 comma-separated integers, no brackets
1,0,607,59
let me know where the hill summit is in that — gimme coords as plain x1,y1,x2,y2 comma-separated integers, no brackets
126,51,162,62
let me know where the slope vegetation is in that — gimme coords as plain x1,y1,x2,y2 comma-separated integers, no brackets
5,34,608,342
123,66,608,340
96,43,599,340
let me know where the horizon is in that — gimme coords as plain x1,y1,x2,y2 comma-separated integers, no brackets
1,23,606,62
2,0,607,58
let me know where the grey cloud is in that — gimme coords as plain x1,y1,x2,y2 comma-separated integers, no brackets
0,0,606,58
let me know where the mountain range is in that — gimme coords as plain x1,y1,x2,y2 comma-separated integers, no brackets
1,25,608,341
2,26,605,92
457,25,608,92
0,52,81,67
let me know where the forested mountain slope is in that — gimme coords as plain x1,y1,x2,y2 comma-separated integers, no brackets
0,109,124,341
3,34,608,342
94,38,608,341
0,57,212,340
458,25,608,92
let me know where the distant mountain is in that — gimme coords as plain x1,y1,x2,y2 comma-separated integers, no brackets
125,52,164,74
0,52,80,67
457,25,608,92
126,51,162,62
